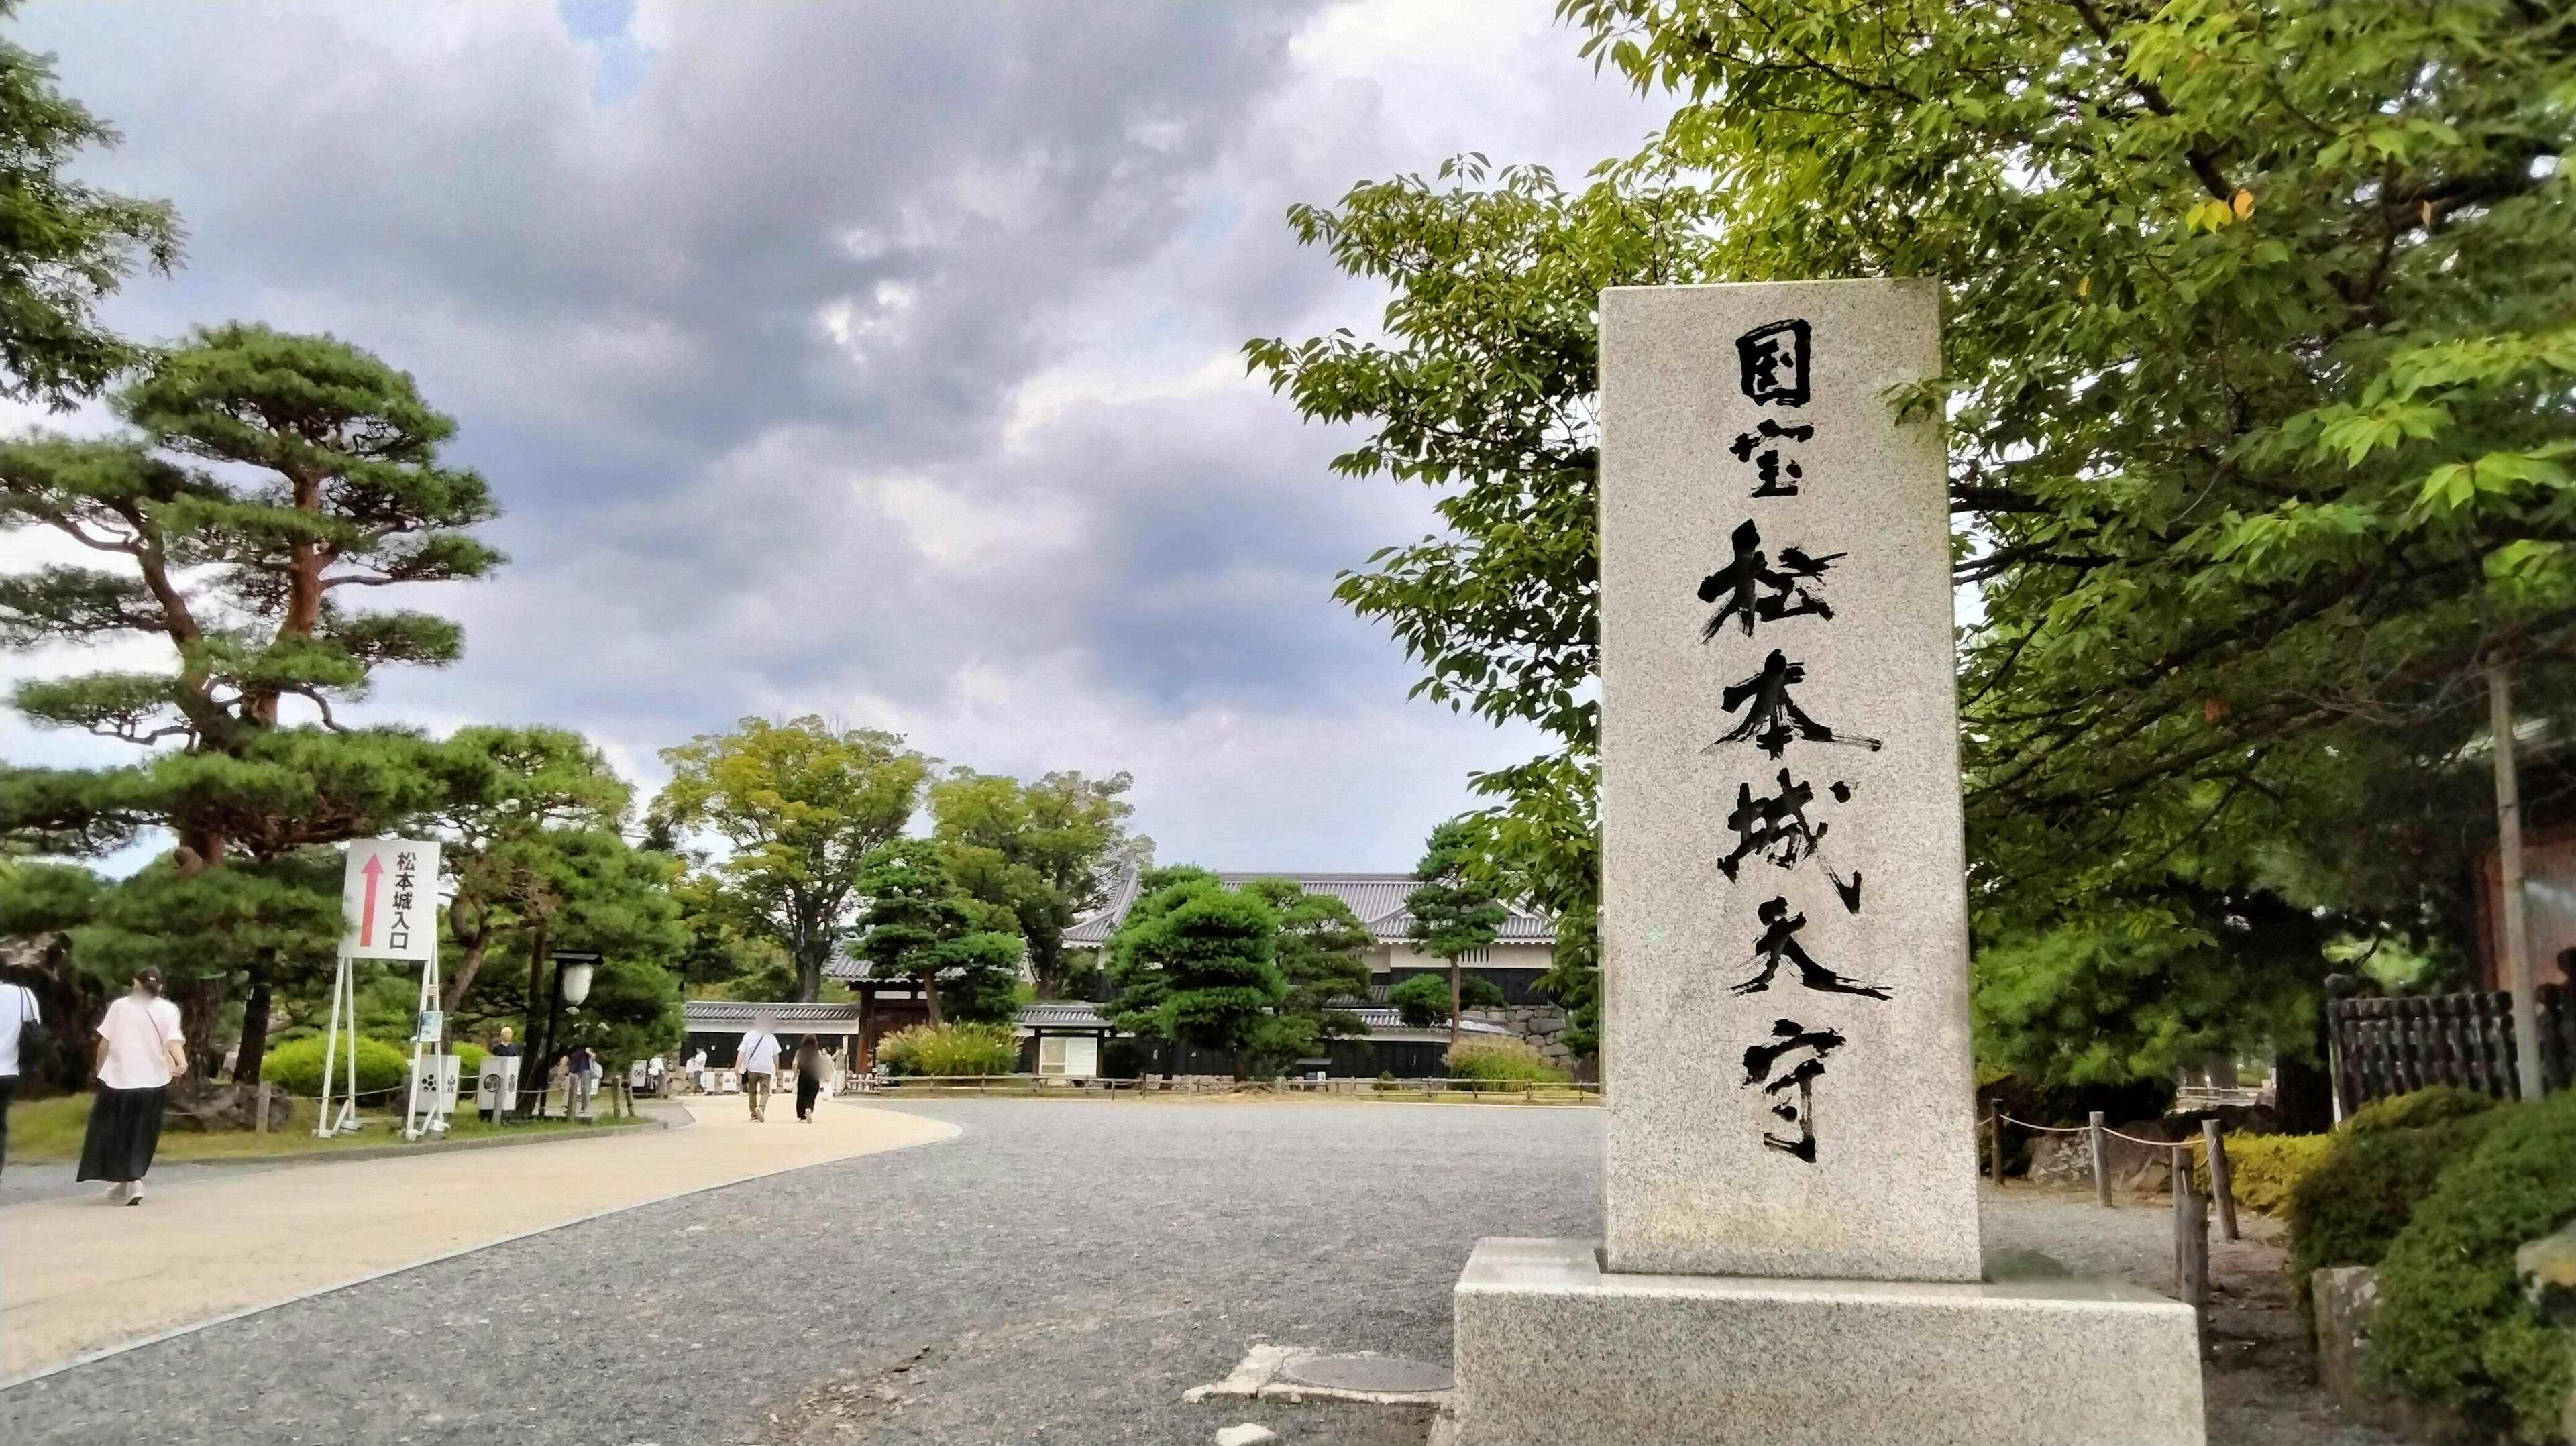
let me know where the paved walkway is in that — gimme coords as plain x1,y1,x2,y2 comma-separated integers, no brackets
0,1095,954,1382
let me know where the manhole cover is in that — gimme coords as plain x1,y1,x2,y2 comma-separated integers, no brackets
1278,1354,1454,1394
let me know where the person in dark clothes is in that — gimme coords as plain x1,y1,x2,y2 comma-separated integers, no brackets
794,1034,828,1123
80,967,187,1204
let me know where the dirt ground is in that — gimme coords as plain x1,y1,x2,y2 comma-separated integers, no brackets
1978,1182,2418,1446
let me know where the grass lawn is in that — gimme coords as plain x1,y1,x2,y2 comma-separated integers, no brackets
4,1091,635,1164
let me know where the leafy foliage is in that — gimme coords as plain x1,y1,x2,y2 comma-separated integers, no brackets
1236,876,1374,1072
1444,1038,1571,1084
847,838,1024,1026
0,9,181,405
929,767,1146,996
1254,0,2576,1080
258,1034,407,1098
875,1021,1018,1077
2286,1106,2507,1333
655,716,930,1001
1389,970,1503,1028
1103,868,1285,1068
2372,1091,2576,1440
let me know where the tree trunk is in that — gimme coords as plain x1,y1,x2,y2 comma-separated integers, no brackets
1448,960,1463,1058
441,899,488,1011
231,956,275,1086
796,938,825,1003
171,972,225,1092
920,970,943,1025
516,918,553,1118
2489,664,2544,1101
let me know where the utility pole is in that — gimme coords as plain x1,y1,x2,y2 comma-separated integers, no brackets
2489,664,2545,1102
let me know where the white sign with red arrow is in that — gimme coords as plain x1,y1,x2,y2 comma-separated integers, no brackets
341,838,440,960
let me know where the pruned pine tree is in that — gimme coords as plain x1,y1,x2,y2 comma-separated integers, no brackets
1104,868,1285,1080
1405,820,1509,1054
0,325,504,1066
849,839,1024,1027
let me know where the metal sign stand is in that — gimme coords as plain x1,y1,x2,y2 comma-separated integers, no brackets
402,936,449,1142
313,947,362,1137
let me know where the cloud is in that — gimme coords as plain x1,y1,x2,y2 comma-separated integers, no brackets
6,0,1662,869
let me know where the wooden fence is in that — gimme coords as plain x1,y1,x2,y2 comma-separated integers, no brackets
2326,983,2575,1111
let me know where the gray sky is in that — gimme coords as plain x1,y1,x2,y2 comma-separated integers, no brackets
0,1,1665,871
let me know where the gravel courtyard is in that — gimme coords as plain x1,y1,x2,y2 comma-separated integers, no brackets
0,1098,2394,1445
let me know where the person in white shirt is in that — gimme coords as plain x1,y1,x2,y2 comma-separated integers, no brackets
736,1022,782,1123
0,972,41,1180
79,967,187,1204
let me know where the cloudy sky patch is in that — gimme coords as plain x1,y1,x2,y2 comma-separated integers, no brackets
3,0,1666,870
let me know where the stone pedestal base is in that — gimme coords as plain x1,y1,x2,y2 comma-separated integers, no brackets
1451,1238,2205,1446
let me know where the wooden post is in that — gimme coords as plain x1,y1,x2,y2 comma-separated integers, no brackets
2171,1144,2209,1309
2491,664,2546,1102
2088,1111,2111,1208
1989,1113,2007,1187
255,1079,272,1136
2202,1118,2239,1242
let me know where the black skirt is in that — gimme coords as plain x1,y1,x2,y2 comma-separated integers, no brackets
78,1084,167,1183
796,1070,823,1116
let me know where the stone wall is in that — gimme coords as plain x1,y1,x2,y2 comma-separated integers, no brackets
1463,1005,1576,1068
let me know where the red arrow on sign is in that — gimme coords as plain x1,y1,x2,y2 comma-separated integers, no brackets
359,854,384,946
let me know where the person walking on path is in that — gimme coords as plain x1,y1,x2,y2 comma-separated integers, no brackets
737,1020,782,1123
793,1034,828,1123
78,967,186,1205
1,970,42,1180
566,1043,597,1118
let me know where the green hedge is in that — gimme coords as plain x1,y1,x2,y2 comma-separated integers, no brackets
2345,1082,2504,1137
2198,1133,2334,1217
876,1022,1017,1076
2286,1108,2506,1332
259,1035,409,1097
2371,1089,2576,1441
1445,1038,1571,1084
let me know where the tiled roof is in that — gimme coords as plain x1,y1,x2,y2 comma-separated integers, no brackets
683,1001,867,1030
1008,1000,1508,1039
1063,869,1554,949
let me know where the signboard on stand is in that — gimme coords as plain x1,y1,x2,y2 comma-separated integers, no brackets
317,838,449,1142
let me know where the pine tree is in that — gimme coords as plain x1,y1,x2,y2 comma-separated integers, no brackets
1405,820,1508,1054
0,325,505,1079
848,839,1024,1025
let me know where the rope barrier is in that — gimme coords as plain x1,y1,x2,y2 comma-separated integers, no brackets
1995,1112,2188,1148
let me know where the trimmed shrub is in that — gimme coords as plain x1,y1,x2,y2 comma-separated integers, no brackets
876,1021,1017,1077
2192,1132,2334,1217
1389,971,1505,1027
2344,1082,2504,1137
1445,1038,1571,1084
2286,1108,2510,1334
259,1035,409,1097
2371,1091,2576,1441
452,1042,486,1076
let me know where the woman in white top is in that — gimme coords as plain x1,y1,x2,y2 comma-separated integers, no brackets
78,967,187,1204
0,971,40,1180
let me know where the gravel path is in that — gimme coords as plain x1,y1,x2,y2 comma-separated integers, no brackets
0,1100,2407,1445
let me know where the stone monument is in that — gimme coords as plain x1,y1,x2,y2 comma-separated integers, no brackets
1446,280,2208,1446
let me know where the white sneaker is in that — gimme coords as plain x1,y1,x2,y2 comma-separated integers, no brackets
125,1182,144,1205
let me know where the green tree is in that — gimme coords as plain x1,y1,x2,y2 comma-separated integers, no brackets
1406,820,1509,1053
1103,868,1285,1078
1254,0,2576,1084
0,7,182,406
847,838,1024,1026
928,767,1146,997
1238,876,1373,1074
427,726,633,1012
501,826,687,1113
0,325,504,1060
653,716,930,1001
